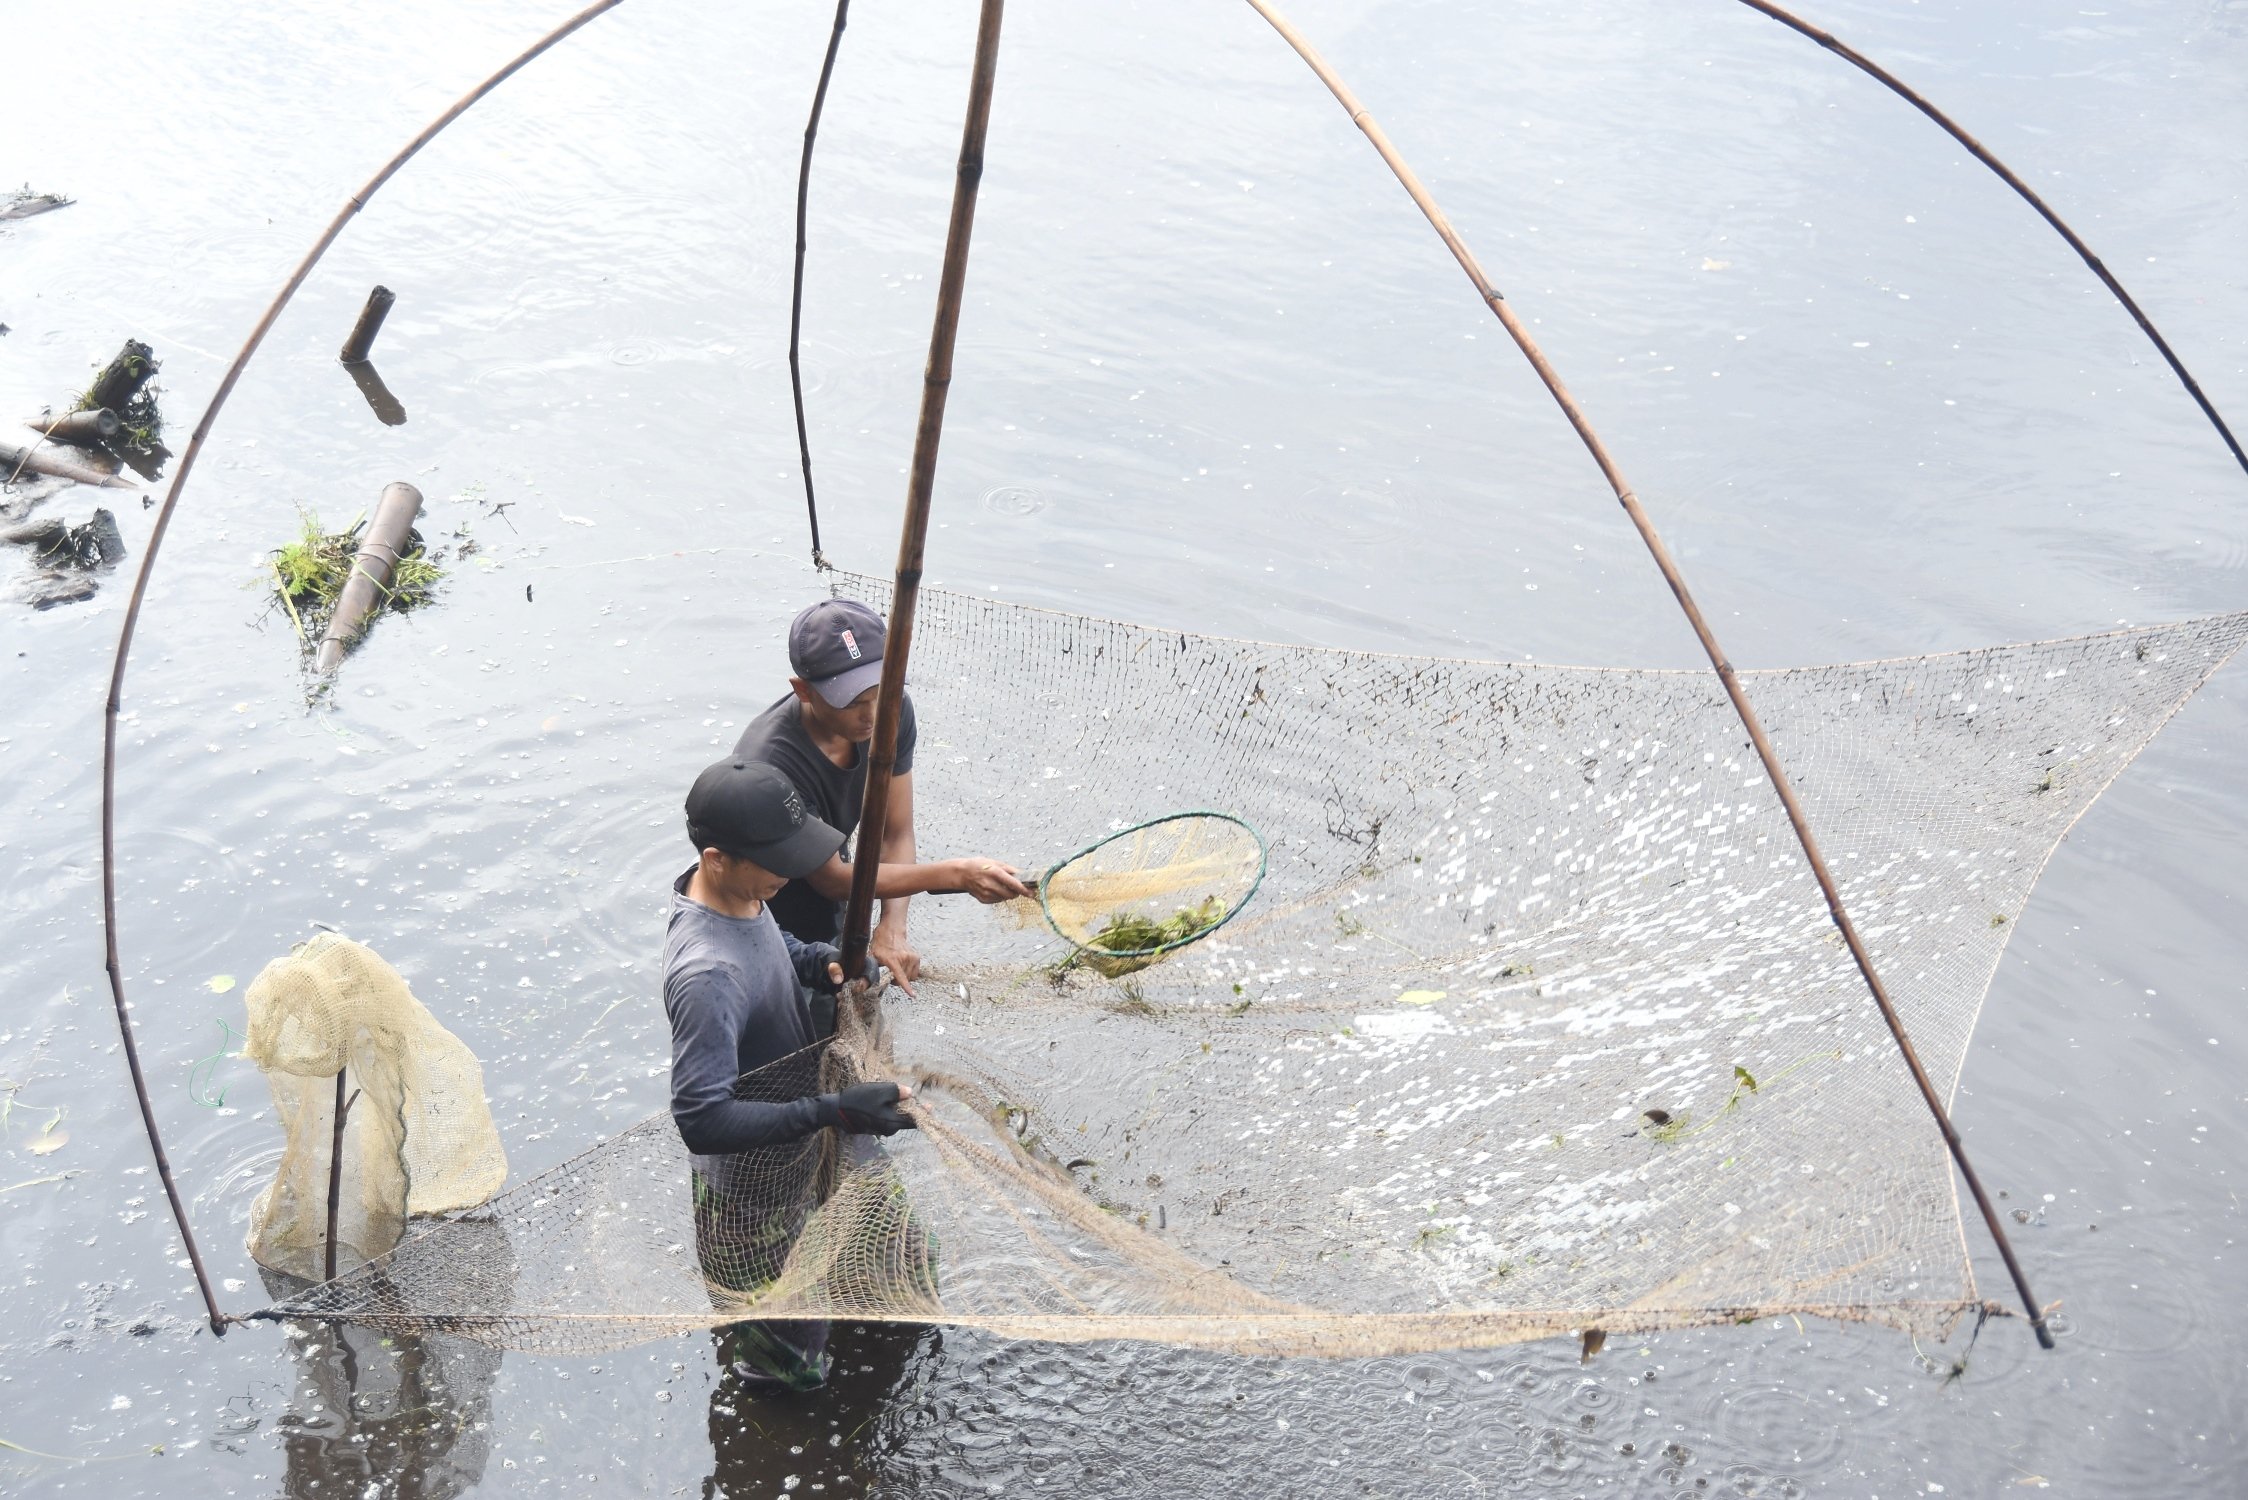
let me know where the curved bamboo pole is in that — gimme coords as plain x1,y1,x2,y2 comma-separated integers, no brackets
1733,0,2246,482
1240,0,2055,1350
98,0,628,1337
789,0,854,569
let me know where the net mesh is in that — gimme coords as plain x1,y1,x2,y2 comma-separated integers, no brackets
244,933,507,1280
265,579,2248,1354
1024,811,1265,969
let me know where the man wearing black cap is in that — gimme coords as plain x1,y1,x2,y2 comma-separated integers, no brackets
665,755,918,1390
733,598,1029,992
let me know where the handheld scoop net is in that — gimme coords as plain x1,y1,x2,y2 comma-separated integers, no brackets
1026,811,1266,975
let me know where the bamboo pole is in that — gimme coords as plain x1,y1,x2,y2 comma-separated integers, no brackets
1241,0,2054,1350
1731,0,2246,483
789,0,853,569
839,0,1006,982
30,408,121,447
97,0,627,1338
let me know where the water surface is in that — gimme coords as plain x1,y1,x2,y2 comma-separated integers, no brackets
4,1,2245,1494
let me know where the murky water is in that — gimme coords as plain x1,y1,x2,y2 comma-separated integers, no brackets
5,0,2246,1493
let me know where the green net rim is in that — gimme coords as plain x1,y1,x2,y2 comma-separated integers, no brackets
1037,809,1268,959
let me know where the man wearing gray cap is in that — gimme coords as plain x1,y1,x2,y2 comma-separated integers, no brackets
664,754,919,1390
733,598,1028,992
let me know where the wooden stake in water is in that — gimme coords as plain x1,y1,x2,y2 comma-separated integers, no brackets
339,286,396,364
323,1070,361,1283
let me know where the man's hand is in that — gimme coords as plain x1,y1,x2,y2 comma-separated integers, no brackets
818,1080,918,1136
870,930,922,997
952,859,1033,904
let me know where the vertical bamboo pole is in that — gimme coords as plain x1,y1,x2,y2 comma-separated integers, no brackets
839,0,1006,980
1242,0,2053,1349
789,0,854,568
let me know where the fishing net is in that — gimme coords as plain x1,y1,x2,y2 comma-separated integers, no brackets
1019,810,1267,973
244,933,507,1279
265,578,2248,1355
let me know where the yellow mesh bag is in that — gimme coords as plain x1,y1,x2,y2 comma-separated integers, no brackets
243,933,506,1280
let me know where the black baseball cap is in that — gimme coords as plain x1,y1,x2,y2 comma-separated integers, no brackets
684,758,843,877
789,598,887,708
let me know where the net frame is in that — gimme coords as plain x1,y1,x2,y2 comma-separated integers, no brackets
1035,809,1269,959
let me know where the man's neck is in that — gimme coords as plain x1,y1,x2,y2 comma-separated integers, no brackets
795,698,858,770
686,867,764,921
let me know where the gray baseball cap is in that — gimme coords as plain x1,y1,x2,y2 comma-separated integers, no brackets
788,598,887,708
684,758,843,877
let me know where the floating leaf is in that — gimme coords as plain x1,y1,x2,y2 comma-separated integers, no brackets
1734,1064,1759,1094
28,1130,68,1157
1397,989,1447,1007
206,974,236,994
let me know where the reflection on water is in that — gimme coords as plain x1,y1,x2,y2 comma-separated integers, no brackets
261,1275,500,1500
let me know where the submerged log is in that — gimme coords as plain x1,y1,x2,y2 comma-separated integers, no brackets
80,339,160,414
315,481,423,673
0,439,139,490
27,408,121,448
339,286,396,364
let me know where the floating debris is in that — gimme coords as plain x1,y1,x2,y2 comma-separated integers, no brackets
0,185,73,221
266,491,445,666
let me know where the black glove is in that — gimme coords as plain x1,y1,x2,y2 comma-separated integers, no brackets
812,950,885,994
818,1081,917,1136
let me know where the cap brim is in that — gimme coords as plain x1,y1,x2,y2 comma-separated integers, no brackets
810,659,885,709
743,812,845,880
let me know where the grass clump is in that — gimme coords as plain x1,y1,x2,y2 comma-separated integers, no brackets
1068,895,1229,978
265,507,444,648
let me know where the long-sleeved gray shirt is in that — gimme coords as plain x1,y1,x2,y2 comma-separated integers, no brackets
662,867,841,1159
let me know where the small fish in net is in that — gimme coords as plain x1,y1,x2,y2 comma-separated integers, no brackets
1004,811,1266,976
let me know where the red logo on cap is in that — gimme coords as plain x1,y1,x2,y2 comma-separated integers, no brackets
841,629,862,661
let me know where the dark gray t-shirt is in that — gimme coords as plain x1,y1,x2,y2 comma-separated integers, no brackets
661,868,841,1163
731,692,917,944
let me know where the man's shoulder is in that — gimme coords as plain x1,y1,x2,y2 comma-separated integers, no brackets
733,693,804,752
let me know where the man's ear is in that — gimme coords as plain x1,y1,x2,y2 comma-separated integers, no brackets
787,676,818,708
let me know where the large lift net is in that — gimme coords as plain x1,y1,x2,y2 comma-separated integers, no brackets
267,577,2246,1355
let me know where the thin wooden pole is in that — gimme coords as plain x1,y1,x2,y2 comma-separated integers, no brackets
323,1071,360,1283
97,0,627,1339
790,0,853,569
839,0,1006,980
1731,0,2247,484
1242,0,2054,1350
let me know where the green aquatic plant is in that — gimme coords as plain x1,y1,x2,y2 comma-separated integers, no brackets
1074,895,1229,978
265,507,444,646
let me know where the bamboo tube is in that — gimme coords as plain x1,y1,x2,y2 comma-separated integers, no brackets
1242,0,2054,1350
839,0,1006,982
30,408,121,448
0,438,138,490
789,0,853,569
96,0,628,1340
316,481,424,673
81,340,159,415
339,286,397,364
